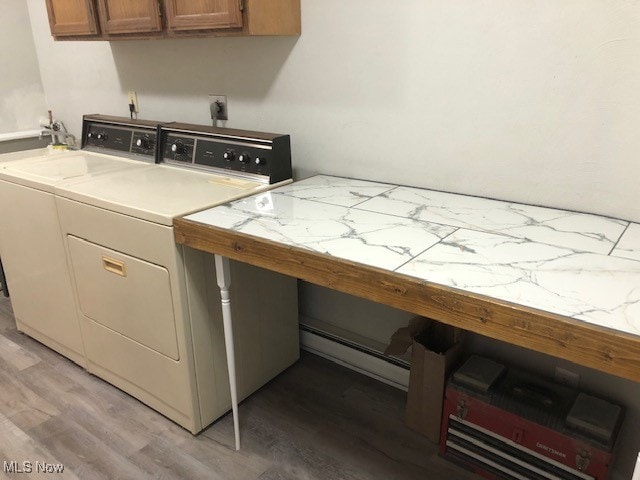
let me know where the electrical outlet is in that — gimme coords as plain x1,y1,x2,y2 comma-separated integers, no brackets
128,91,139,113
555,366,580,388
209,94,228,121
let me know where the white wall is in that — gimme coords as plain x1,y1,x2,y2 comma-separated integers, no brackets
0,0,47,134
24,2,640,478
26,0,640,222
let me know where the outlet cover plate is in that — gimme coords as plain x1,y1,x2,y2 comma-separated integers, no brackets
209,95,228,121
127,91,139,113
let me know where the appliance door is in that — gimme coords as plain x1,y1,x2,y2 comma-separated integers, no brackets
67,235,179,360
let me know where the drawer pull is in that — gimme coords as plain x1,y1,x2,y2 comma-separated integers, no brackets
102,256,127,277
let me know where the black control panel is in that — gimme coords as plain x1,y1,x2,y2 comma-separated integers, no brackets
81,115,160,161
195,139,272,177
158,123,292,184
85,125,132,152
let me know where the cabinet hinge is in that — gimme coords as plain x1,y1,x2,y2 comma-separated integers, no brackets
239,0,244,11
157,0,162,17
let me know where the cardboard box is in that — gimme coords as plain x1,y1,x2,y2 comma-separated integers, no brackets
385,316,463,443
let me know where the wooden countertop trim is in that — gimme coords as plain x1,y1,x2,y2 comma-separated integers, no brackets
174,217,640,383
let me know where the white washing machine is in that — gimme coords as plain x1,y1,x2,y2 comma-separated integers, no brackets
0,148,63,298
53,122,299,433
0,117,159,366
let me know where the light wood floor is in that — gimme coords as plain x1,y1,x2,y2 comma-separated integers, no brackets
0,296,480,480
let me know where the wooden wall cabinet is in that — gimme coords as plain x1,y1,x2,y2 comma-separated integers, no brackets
97,0,162,35
45,0,301,40
163,0,244,33
45,0,99,37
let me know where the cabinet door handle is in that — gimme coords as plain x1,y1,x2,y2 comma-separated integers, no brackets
102,256,127,277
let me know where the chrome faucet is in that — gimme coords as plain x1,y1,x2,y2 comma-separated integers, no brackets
40,126,76,146
40,110,76,147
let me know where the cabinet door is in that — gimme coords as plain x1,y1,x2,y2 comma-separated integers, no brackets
97,0,162,35
163,0,243,32
45,0,99,36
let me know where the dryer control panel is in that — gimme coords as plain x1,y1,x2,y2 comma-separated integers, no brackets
158,123,292,184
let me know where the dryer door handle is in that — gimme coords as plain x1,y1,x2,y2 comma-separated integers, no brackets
102,256,127,277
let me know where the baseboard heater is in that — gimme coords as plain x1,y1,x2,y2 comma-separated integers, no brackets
299,322,409,390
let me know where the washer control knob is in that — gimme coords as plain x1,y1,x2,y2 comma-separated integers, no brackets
254,157,266,166
171,141,185,155
97,132,108,141
136,137,150,150
223,150,235,162
238,153,251,164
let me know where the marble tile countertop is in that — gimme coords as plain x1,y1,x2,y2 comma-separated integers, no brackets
184,175,640,338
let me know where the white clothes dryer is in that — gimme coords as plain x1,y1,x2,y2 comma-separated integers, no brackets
53,121,299,433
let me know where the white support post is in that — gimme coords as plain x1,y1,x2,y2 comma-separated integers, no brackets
214,254,240,451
